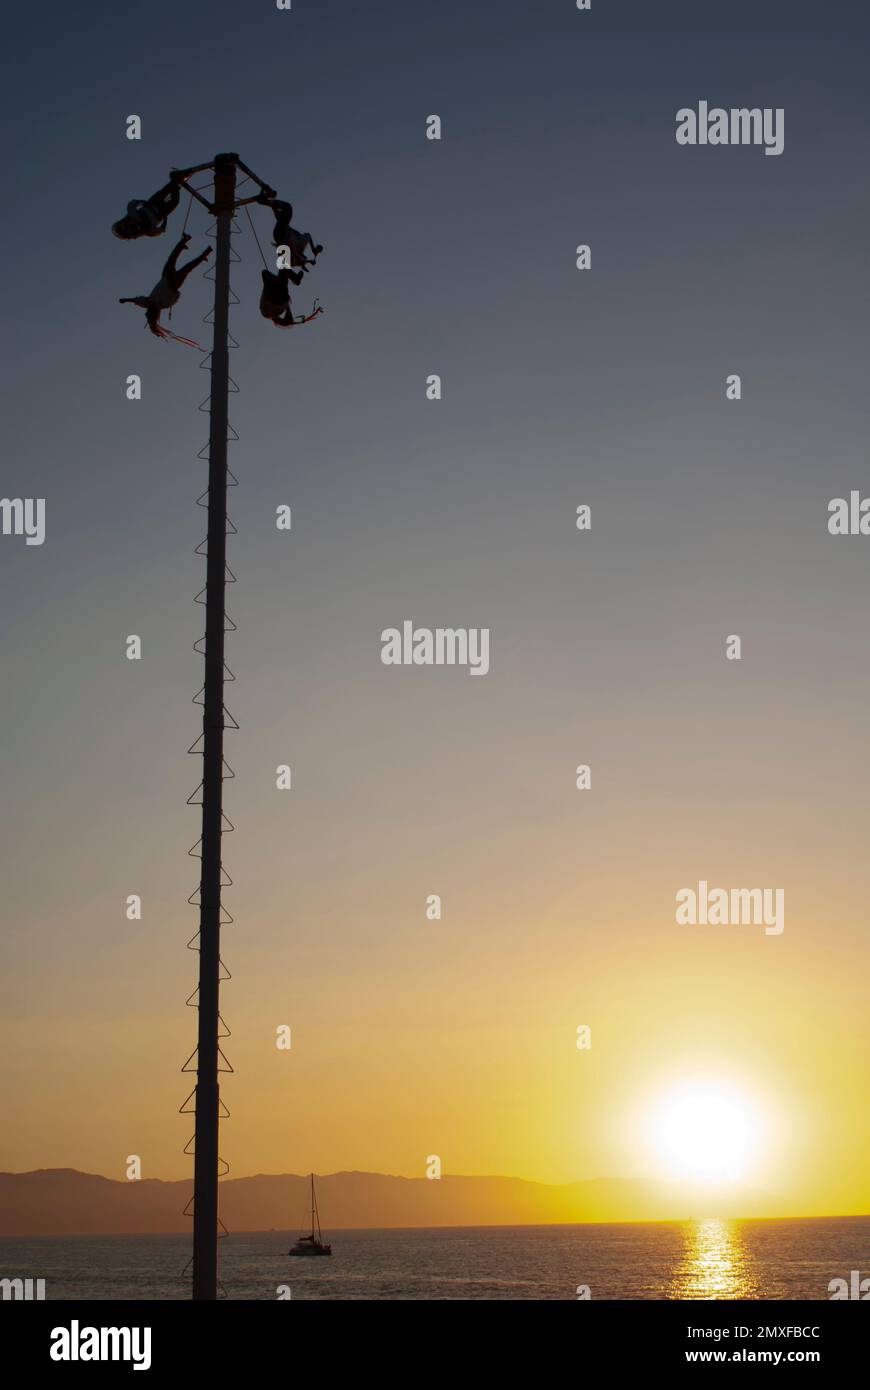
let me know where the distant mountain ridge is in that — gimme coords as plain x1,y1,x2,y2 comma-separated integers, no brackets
0,1168,800,1236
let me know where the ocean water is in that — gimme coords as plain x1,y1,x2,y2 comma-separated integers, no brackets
1,1217,866,1300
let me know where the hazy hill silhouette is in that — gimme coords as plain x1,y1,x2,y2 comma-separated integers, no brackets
0,1168,794,1236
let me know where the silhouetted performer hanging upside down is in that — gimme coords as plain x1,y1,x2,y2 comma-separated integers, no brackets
259,268,304,327
256,193,323,271
259,269,324,329
112,168,195,240
119,234,212,339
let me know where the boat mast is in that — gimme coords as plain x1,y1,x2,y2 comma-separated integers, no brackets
312,1172,322,1241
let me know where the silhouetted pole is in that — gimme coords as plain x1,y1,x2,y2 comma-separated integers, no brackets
192,152,237,1302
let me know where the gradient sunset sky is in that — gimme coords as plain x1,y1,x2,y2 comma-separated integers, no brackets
2,0,869,1219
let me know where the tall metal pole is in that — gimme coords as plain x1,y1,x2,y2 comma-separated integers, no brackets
192,152,237,1302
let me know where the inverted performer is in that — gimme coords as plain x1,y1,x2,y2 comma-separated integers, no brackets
119,233,211,337
256,194,323,271
112,168,195,240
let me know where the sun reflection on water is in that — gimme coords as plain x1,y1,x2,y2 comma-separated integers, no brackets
671,1218,757,1299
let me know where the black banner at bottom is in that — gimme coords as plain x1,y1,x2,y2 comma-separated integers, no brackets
4,1296,865,1375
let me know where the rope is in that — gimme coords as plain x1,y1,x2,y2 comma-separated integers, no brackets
244,204,269,270
182,191,194,235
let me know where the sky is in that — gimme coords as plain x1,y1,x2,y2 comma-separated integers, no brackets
1,0,869,1219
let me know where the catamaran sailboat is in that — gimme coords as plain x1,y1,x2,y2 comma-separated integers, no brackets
288,1173,332,1256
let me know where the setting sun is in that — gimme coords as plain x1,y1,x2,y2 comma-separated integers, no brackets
652,1084,760,1183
